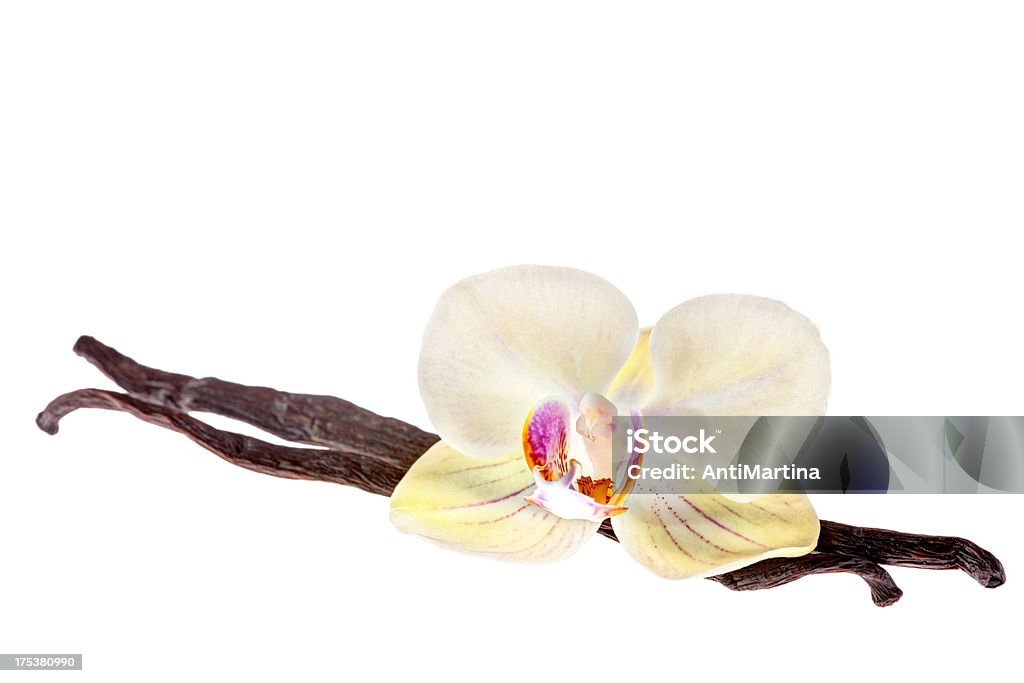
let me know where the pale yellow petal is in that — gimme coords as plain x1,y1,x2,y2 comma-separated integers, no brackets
611,490,820,579
644,295,830,416
390,441,599,562
419,265,639,458
607,327,654,410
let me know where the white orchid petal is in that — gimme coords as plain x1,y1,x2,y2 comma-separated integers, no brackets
390,441,599,562
644,295,831,417
611,490,820,579
419,265,639,458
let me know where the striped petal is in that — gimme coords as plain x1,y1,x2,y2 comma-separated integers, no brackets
611,489,820,579
643,295,830,417
390,441,599,562
419,266,639,458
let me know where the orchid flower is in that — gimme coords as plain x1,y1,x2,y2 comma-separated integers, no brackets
389,266,831,579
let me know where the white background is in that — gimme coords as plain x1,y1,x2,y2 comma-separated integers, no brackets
2,2,1022,681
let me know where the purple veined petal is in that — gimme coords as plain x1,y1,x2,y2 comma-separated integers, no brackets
390,441,600,563
611,487,820,579
522,397,572,481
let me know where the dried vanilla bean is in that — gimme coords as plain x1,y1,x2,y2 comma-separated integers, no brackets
36,336,1008,606
706,552,904,607
817,520,1004,588
37,388,406,496
70,335,435,467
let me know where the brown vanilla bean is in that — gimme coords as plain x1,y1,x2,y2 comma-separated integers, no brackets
36,336,1010,607
37,388,406,496
818,520,1005,588
706,552,904,607
71,336,437,469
